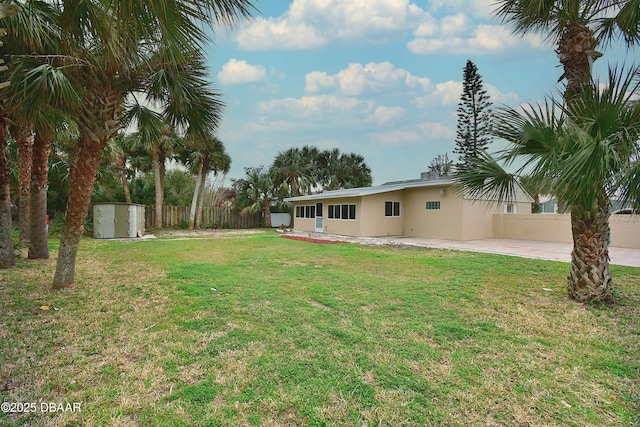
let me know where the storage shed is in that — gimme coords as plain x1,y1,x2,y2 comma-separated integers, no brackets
93,203,145,239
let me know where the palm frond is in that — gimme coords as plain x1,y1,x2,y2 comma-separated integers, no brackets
9,57,82,123
453,150,520,205
593,0,640,46
121,102,166,151
492,0,561,42
4,0,61,53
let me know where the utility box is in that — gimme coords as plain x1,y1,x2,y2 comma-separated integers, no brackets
93,203,145,239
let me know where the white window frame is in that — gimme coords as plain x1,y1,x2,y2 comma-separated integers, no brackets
295,205,316,218
385,201,401,217
504,203,517,214
426,201,441,210
328,204,356,221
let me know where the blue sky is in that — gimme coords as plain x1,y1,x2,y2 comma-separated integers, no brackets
205,0,637,186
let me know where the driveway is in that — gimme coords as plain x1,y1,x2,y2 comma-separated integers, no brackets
288,232,640,268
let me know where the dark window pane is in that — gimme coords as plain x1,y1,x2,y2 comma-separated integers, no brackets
385,201,392,216
349,205,356,219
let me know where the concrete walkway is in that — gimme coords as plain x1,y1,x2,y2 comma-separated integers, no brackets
367,236,640,268
290,232,640,268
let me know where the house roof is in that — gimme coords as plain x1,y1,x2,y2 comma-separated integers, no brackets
284,179,455,202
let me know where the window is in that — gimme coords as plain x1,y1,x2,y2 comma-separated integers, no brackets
341,204,349,219
385,201,400,217
327,204,356,220
504,204,516,214
295,205,316,218
426,201,441,210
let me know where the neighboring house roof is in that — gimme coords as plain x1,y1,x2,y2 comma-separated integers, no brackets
284,179,455,202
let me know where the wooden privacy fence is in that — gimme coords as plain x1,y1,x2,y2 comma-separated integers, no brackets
145,206,263,229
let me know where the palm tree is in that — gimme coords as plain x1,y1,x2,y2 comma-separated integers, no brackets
0,132,14,268
0,2,20,268
182,133,230,228
455,66,640,303
491,0,640,304
122,104,181,229
13,122,34,248
494,0,640,99
270,147,315,197
4,0,254,287
234,166,276,228
107,134,133,204
27,131,51,259
316,149,373,191
336,152,373,189
3,0,80,260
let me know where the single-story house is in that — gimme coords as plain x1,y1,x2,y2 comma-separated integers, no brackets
285,178,533,241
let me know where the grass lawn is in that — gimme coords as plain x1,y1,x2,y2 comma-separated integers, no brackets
1,230,639,426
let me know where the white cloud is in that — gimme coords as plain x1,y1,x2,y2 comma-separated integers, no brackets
233,0,547,61
412,80,520,109
440,13,469,37
417,122,456,139
369,129,424,146
305,62,431,95
370,106,405,125
485,83,519,105
217,59,266,85
408,24,545,55
235,17,326,50
257,95,375,119
429,0,496,20
305,71,337,93
413,80,462,108
236,0,416,50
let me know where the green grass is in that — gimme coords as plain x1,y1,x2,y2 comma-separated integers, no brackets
1,230,639,426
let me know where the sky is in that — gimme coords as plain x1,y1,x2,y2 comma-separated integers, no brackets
204,0,638,186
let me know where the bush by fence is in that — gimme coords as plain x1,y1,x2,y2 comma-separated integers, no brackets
145,206,263,229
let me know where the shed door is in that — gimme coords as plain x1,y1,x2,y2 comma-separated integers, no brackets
315,202,323,232
94,205,115,238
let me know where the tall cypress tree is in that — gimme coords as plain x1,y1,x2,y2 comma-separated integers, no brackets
453,60,492,168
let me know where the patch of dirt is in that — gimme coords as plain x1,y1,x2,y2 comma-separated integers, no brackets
280,234,349,244
147,229,264,239
308,299,332,310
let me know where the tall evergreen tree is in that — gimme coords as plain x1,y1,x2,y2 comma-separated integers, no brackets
453,60,492,168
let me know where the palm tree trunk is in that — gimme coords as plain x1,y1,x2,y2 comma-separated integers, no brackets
0,124,15,269
558,23,601,101
195,169,207,228
153,150,163,229
53,82,122,288
116,152,132,204
28,133,51,260
189,158,203,229
53,136,107,287
263,198,271,228
16,124,34,248
568,201,613,304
